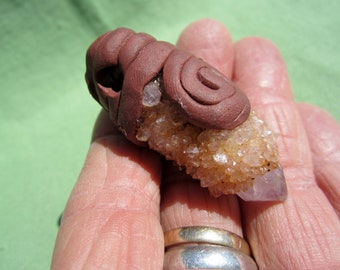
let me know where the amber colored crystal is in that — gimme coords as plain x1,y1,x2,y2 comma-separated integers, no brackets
136,91,285,198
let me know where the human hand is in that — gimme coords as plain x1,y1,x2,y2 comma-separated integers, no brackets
51,19,340,269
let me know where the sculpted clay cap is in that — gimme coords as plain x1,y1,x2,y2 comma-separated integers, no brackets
85,28,251,145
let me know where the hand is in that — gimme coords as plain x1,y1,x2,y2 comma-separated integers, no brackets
51,19,340,269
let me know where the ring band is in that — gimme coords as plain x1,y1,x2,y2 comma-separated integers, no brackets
164,226,251,256
164,245,258,270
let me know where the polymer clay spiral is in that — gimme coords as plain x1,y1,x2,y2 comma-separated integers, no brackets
85,28,250,145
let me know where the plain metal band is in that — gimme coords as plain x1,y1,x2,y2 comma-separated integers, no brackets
164,245,258,270
164,226,251,256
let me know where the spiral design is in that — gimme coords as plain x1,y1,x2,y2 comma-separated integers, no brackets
163,50,250,130
85,28,250,144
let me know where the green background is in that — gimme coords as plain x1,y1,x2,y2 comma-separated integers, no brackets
1,0,339,268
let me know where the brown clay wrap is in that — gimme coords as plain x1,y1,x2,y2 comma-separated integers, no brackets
85,28,250,145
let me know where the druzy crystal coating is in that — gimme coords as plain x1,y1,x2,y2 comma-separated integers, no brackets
85,27,287,201
136,83,286,198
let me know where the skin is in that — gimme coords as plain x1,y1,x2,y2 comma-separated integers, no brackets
51,19,340,269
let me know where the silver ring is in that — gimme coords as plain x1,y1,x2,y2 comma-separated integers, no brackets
164,245,258,270
164,226,257,270
164,226,251,255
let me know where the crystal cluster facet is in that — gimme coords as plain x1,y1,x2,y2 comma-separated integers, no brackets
136,91,285,198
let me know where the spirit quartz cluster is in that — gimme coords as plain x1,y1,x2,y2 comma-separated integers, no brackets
85,28,287,201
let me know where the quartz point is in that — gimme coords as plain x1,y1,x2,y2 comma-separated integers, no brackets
237,166,287,201
142,79,162,107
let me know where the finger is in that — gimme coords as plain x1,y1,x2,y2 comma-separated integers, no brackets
91,109,118,142
233,38,340,269
298,103,340,217
160,18,243,237
233,38,307,182
52,118,163,268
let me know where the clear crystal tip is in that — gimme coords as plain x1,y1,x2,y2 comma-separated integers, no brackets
237,165,287,202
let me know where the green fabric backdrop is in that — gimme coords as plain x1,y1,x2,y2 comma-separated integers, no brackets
1,0,339,268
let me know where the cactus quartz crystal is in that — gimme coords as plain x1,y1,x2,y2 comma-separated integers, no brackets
85,28,287,201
